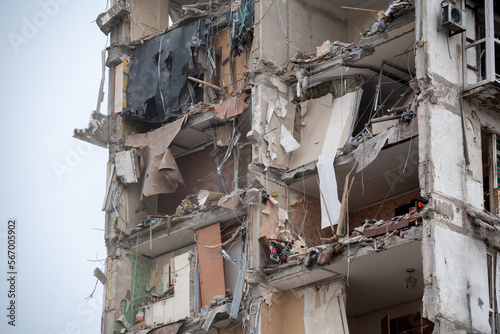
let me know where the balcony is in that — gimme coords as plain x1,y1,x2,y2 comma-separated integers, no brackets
463,0,500,110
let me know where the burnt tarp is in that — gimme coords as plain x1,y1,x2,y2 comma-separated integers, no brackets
124,18,209,124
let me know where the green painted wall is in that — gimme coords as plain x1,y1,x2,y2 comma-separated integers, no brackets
119,254,155,327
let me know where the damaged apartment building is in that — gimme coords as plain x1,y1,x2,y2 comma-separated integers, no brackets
75,0,500,333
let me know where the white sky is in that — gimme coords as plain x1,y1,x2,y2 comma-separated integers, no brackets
0,1,109,333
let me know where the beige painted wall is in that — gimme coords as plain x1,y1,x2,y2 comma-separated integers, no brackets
261,282,347,334
129,0,169,41
256,0,346,64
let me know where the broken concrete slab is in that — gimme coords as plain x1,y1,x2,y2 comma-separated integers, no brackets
73,110,109,148
198,190,225,206
115,149,140,184
96,2,129,35
202,303,232,331
218,189,244,210
353,126,396,173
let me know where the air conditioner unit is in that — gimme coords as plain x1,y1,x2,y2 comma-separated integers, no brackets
441,3,466,34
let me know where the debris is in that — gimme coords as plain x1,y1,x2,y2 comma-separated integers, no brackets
182,2,211,16
341,136,360,154
363,219,411,238
148,321,182,333
125,116,186,197
292,40,358,63
290,197,304,206
197,190,225,206
213,92,250,120
317,152,341,230
73,110,109,148
175,198,199,215
277,96,289,118
264,131,278,160
371,114,401,135
202,303,232,331
218,189,243,210
229,260,249,319
292,239,306,250
115,149,140,184
361,1,413,38
188,76,224,92
94,267,106,285
353,126,396,173
261,190,270,205
336,175,355,237
157,148,184,190
230,0,254,57
287,250,311,259
280,124,300,153
340,6,380,13
214,124,233,147
269,239,292,263
96,2,129,35
317,242,344,266
117,314,132,329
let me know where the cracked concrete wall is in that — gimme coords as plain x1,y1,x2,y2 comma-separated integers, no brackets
415,1,494,332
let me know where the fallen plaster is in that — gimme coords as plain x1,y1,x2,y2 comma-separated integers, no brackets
124,116,185,197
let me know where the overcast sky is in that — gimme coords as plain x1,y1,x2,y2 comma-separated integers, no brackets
0,1,108,333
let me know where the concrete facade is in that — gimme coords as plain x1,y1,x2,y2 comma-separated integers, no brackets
77,0,500,333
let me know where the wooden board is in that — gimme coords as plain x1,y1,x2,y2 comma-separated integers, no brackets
196,223,226,308
363,219,410,238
